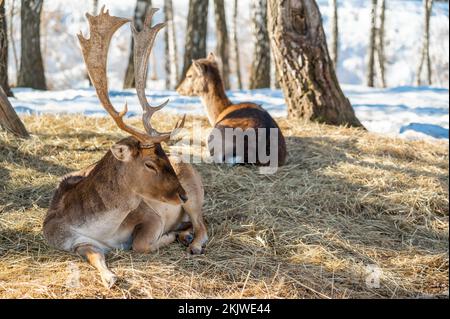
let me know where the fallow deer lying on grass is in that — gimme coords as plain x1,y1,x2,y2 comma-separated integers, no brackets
43,7,208,289
177,53,287,168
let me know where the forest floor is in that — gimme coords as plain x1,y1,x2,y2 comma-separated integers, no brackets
0,114,448,299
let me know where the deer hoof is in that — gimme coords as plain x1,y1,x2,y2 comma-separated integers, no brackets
101,272,118,289
187,244,205,255
177,232,194,247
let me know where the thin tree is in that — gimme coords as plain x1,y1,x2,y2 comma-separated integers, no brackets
268,0,364,128
0,0,13,96
8,0,19,80
164,0,179,89
232,0,242,90
249,0,271,89
213,0,230,90
367,0,377,87
180,0,209,84
123,0,152,89
18,0,46,90
329,0,338,67
377,0,386,88
417,0,433,86
0,86,29,138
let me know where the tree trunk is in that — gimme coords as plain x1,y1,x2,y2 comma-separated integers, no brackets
180,0,209,85
8,0,19,78
367,0,377,88
268,0,364,128
417,0,433,86
0,0,13,96
329,0,338,67
17,0,46,90
164,0,179,90
249,0,271,89
0,86,29,138
123,0,152,89
232,0,243,90
376,0,386,88
214,0,230,90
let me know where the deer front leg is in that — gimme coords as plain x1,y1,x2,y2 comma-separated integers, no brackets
132,222,177,254
75,244,117,289
182,202,208,255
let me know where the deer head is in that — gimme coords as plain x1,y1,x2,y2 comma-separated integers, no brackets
177,52,222,97
78,7,187,205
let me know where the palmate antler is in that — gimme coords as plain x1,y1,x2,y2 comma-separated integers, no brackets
132,8,186,141
78,6,185,146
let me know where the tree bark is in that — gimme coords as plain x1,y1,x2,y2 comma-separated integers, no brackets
214,0,230,90
417,0,433,86
232,0,243,90
367,0,377,88
0,86,29,138
18,0,46,90
164,0,179,89
123,0,152,89
249,0,271,89
180,0,209,85
268,0,364,128
329,0,338,67
376,0,386,88
0,0,13,96
8,0,19,78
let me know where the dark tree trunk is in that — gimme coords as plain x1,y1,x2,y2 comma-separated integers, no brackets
232,0,243,90
249,0,271,89
417,0,433,86
214,0,230,90
0,0,13,96
164,0,179,89
329,0,338,67
0,86,29,138
123,0,152,89
18,0,46,90
377,0,386,88
180,0,209,84
268,0,364,128
367,0,377,87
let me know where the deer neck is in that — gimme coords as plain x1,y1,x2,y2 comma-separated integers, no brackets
83,155,141,214
200,83,232,126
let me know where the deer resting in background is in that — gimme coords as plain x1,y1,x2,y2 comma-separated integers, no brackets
43,7,208,289
177,53,287,168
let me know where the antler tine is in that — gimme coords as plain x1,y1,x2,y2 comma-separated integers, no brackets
78,6,152,143
132,8,186,140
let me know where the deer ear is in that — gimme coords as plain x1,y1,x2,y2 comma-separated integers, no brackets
111,144,134,162
193,61,206,75
207,52,217,62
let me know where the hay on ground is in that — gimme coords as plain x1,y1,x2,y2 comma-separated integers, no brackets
0,114,448,299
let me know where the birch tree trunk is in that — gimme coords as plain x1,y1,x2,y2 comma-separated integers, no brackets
329,0,338,67
249,0,271,89
0,86,29,138
180,0,209,84
123,0,152,89
232,0,243,90
417,0,433,86
0,0,13,96
17,0,46,90
214,0,230,90
367,0,377,87
164,0,179,89
268,0,364,128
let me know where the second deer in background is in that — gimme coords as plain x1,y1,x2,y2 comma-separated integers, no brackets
177,53,287,168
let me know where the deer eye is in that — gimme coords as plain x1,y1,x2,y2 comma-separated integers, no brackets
144,161,158,173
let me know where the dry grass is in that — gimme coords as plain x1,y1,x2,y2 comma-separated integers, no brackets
0,114,448,299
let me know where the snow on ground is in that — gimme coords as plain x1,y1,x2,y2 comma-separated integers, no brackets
10,85,449,141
